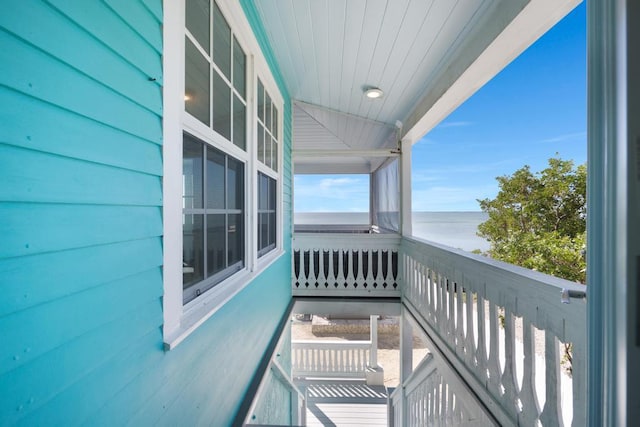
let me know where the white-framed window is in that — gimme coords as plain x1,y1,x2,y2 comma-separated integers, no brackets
163,0,285,348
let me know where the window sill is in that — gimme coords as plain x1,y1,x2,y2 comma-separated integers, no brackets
164,248,285,350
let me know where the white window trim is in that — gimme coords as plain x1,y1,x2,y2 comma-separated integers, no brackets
163,0,285,349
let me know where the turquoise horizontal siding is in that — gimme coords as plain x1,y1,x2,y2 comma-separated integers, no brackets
1,1,293,425
0,0,165,425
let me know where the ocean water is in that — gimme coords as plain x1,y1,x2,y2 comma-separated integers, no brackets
294,211,490,252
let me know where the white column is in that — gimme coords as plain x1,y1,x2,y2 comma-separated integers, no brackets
400,307,413,383
400,137,412,237
370,315,378,367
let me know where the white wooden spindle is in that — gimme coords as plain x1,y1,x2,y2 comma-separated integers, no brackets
540,332,564,427
487,302,502,395
456,283,465,355
501,308,519,418
520,320,541,425
465,288,476,366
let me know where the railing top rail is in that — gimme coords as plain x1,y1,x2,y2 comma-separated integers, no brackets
402,235,585,293
293,232,401,249
402,235,586,340
292,340,372,348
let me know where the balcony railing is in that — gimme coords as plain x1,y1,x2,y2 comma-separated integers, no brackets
292,233,401,297
292,340,373,379
291,232,587,426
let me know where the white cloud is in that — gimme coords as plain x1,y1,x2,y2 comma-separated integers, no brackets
540,131,586,143
437,120,474,128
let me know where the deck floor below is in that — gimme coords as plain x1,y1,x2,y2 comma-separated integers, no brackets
297,379,388,426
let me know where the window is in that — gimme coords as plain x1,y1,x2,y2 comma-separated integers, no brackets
257,78,278,171
183,133,244,304
258,173,276,257
185,0,246,149
163,0,285,346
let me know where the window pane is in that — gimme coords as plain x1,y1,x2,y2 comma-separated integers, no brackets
183,214,204,288
186,0,210,53
227,157,244,210
265,93,272,131
273,106,278,139
233,36,246,99
228,214,244,266
212,70,231,140
272,138,278,172
233,95,246,150
213,1,231,80
185,38,210,126
269,175,277,210
183,135,203,209
259,173,268,210
265,135,272,169
258,123,265,164
258,79,265,123
206,147,225,209
259,212,269,251
207,214,225,277
268,212,276,246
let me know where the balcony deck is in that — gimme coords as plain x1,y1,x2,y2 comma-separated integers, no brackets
297,379,388,427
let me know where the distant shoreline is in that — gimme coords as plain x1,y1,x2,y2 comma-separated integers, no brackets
294,211,490,252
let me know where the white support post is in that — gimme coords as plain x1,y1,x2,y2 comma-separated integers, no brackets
400,137,412,237
370,315,379,367
400,307,413,382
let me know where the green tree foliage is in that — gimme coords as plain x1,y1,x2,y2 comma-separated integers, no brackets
477,158,586,283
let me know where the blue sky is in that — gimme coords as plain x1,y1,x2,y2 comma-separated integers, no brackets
295,3,586,213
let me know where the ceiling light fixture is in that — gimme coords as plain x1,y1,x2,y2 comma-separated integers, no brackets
364,87,384,99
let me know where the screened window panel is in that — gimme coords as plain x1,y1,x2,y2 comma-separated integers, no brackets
272,138,278,172
259,213,269,251
232,94,246,150
186,0,210,53
212,70,231,140
228,213,244,266
183,135,203,209
183,214,204,288
227,157,243,210
183,133,245,303
206,214,225,277
206,148,225,209
265,93,272,131
258,123,265,164
233,36,246,98
185,38,210,126
264,136,272,169
268,212,276,247
212,2,231,79
273,106,278,138
258,173,276,256
258,79,265,122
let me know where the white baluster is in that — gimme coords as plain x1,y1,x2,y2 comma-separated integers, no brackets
501,308,519,418
540,332,564,426
308,249,316,287
487,302,502,395
465,288,476,367
520,320,541,425
447,278,456,346
317,249,326,286
476,294,488,385
328,249,335,288
456,283,465,356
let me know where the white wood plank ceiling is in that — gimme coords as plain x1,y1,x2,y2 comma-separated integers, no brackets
253,0,580,173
